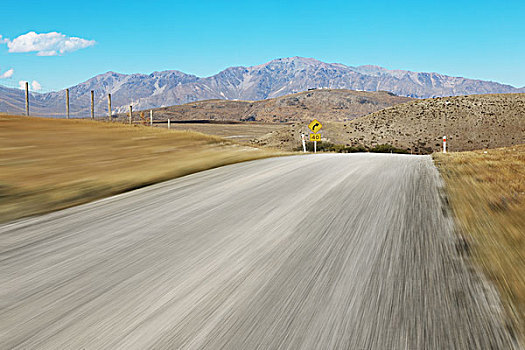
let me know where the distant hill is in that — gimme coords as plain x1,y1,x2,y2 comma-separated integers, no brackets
137,89,413,123
259,94,525,153
1,57,524,117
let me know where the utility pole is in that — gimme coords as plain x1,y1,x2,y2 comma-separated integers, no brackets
107,94,112,120
90,90,94,119
129,105,132,125
25,82,29,116
66,89,70,119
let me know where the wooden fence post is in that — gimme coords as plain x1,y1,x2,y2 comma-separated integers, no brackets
25,82,29,116
91,90,94,119
66,89,70,119
107,94,112,120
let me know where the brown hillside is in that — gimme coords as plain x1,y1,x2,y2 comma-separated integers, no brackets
140,89,413,123
258,94,525,153
343,93,525,153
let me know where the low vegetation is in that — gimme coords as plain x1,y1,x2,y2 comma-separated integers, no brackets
343,93,525,153
434,145,525,342
0,115,282,223
296,142,407,154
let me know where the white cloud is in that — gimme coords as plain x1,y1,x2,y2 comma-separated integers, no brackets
0,68,14,79
2,31,95,56
0,35,8,43
37,50,57,56
31,80,42,91
18,80,42,91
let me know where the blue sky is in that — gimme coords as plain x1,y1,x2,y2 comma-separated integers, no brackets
1,0,524,92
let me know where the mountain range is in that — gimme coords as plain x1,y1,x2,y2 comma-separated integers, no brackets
1,57,524,117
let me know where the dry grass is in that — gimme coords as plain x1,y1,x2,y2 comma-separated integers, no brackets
434,145,525,342
159,122,287,144
0,115,282,223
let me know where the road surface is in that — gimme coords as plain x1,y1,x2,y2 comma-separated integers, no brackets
0,154,518,349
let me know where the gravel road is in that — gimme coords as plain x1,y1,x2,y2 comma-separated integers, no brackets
0,154,518,349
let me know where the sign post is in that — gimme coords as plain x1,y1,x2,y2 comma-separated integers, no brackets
308,119,323,153
301,133,306,153
443,136,447,153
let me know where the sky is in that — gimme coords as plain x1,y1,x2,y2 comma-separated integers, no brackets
1,0,524,92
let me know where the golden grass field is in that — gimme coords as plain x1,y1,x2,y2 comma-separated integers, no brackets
434,145,525,342
0,115,282,223
159,122,287,143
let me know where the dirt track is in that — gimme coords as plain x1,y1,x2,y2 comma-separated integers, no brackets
0,154,519,349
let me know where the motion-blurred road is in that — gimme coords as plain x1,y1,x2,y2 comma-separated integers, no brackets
0,154,518,349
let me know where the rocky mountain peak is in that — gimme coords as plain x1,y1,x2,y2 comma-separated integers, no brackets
1,57,523,116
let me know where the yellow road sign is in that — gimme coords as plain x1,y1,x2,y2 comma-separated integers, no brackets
308,119,322,133
310,133,321,141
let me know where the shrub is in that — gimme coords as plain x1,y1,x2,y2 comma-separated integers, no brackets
296,142,368,153
295,142,408,154
369,144,409,154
